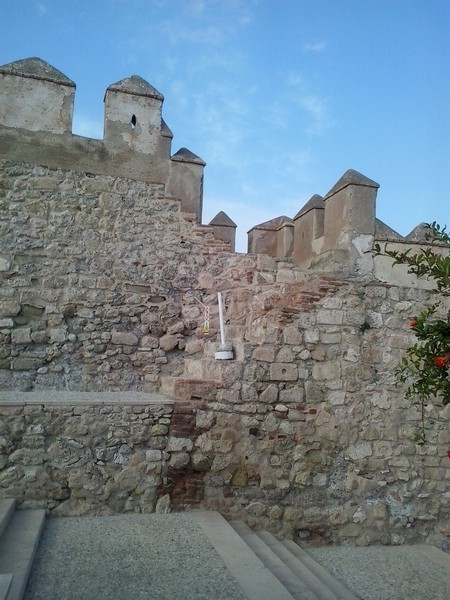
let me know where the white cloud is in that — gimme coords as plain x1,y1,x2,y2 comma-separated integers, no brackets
35,2,47,15
284,71,334,135
304,41,326,52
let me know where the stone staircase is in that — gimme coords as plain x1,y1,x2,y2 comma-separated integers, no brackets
191,511,359,600
0,499,45,600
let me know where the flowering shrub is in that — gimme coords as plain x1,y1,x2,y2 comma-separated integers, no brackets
373,222,450,444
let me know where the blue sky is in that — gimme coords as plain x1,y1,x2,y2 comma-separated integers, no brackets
2,0,449,251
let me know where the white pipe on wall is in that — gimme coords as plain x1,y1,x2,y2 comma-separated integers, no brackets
215,292,233,360
217,292,226,346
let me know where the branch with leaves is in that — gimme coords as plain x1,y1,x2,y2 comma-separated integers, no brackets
373,222,450,444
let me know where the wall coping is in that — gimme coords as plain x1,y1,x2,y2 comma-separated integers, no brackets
0,391,174,406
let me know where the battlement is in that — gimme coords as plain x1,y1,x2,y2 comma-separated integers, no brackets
0,57,205,220
248,168,446,284
0,57,445,275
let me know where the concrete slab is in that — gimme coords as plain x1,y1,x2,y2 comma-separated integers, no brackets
413,544,450,570
278,538,358,600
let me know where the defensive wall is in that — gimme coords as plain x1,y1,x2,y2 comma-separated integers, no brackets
0,58,449,550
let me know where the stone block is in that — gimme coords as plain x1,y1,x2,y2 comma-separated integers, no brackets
0,318,14,328
167,437,193,452
48,328,67,343
252,345,276,362
12,327,32,343
169,452,190,468
12,357,43,370
0,301,20,318
346,443,373,460
0,257,11,271
279,386,304,403
317,309,344,325
159,334,179,351
270,363,298,381
321,297,343,309
304,328,320,343
277,347,295,362
111,331,139,345
283,326,303,345
312,361,340,381
140,335,159,349
259,384,279,403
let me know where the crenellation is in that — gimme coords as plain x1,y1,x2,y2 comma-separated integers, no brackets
0,58,75,135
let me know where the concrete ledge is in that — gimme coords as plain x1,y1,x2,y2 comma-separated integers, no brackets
0,391,174,406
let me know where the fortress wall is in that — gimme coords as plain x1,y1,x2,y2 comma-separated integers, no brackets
1,58,449,550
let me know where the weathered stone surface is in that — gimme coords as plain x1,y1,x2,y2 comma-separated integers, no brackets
270,363,298,381
12,327,32,343
0,83,448,549
111,331,139,346
167,437,193,452
159,335,179,351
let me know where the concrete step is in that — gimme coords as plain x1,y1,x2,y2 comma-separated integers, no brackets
0,508,45,600
281,540,360,599
229,521,358,600
0,500,15,539
0,574,13,600
190,511,295,600
230,521,319,600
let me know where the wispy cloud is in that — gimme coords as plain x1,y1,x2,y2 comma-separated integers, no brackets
304,41,326,52
35,2,47,16
298,94,332,134
159,21,227,46
285,71,334,135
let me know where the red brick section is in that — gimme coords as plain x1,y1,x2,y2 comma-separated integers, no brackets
253,273,349,322
280,275,348,314
162,399,213,510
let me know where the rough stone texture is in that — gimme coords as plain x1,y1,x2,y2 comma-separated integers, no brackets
1,59,449,551
0,400,170,514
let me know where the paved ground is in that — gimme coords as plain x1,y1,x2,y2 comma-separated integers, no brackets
24,512,450,600
24,513,247,600
308,544,450,600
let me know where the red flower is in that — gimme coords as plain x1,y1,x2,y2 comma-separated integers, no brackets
410,319,416,327
447,450,450,459
433,355,450,369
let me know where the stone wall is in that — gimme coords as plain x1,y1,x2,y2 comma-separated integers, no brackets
1,269,448,549
0,160,233,391
1,57,449,551
196,278,449,548
0,394,216,516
